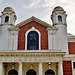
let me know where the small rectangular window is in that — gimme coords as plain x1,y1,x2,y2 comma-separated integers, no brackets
73,62,75,69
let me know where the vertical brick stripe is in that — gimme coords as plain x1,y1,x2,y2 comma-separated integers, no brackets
68,42,75,54
63,61,72,75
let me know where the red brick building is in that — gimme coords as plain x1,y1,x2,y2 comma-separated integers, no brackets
0,6,75,75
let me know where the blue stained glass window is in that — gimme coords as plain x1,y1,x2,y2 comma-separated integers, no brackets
27,31,39,50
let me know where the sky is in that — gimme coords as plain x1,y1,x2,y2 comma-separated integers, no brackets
0,0,75,35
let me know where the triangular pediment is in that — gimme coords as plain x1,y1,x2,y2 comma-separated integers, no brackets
15,16,53,28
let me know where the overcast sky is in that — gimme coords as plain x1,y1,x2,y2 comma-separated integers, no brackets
0,0,75,35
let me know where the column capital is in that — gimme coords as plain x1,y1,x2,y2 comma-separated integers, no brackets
57,61,63,66
58,61,63,64
18,62,22,64
39,62,42,64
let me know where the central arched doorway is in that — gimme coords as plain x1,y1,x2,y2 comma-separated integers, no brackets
26,69,36,75
8,69,18,75
45,69,55,75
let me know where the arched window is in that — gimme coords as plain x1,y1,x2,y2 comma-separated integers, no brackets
27,31,39,50
5,16,9,22
8,69,18,75
58,16,62,22
26,69,36,75
45,69,55,75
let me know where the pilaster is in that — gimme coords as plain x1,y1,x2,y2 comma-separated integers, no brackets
18,62,22,75
58,62,63,75
39,62,42,75
47,28,58,50
0,62,4,75
8,28,20,50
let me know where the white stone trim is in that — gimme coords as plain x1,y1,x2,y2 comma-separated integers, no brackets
58,62,63,75
15,16,52,28
39,62,42,75
19,62,22,75
0,50,65,62
0,62,4,75
25,27,41,50
68,41,75,42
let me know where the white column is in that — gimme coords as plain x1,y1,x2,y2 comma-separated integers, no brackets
58,62,63,75
39,62,42,75
48,31,53,50
13,34,18,50
19,62,22,75
0,62,4,75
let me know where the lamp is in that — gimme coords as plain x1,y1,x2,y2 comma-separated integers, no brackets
12,62,15,68
48,62,52,65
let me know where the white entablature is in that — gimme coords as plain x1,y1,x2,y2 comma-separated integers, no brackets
0,50,65,62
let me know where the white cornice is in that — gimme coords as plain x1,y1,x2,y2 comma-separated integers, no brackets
0,50,65,62
0,50,65,57
46,27,58,31
64,54,75,60
8,28,20,31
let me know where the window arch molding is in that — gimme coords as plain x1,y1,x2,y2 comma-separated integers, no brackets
7,68,18,75
8,69,18,75
25,27,41,50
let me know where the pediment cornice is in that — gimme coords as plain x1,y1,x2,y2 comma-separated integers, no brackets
15,16,53,28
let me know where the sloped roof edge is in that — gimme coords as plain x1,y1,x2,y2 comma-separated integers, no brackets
15,16,53,28
67,33,75,39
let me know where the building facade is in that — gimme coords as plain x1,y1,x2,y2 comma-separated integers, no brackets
0,6,75,75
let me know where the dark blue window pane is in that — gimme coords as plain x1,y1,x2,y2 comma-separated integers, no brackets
5,16,9,22
27,31,39,50
58,16,62,22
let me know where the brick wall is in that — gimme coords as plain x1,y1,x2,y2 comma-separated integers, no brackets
63,61,72,75
68,42,75,54
18,21,48,50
